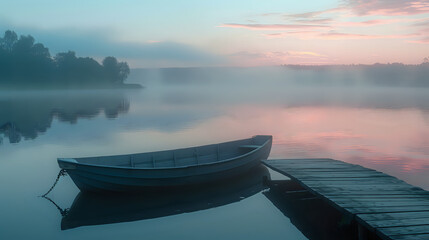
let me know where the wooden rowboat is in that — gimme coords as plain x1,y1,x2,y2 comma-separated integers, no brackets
58,135,272,192
61,165,270,230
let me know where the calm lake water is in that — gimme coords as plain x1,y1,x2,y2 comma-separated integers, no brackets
1,66,428,239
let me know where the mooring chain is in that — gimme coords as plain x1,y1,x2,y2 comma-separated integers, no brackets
42,195,70,217
40,169,67,197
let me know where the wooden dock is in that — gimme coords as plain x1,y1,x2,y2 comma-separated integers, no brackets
262,159,429,240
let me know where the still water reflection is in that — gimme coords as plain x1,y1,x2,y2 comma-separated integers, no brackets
0,90,129,143
0,66,428,239
59,165,269,230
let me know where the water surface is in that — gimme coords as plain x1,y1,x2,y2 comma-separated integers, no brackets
1,66,428,239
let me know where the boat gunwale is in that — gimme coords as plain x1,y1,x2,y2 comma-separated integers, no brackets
58,135,272,171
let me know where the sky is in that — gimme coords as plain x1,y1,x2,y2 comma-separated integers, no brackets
1,0,429,67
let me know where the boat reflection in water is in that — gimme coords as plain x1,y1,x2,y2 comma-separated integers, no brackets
61,165,270,230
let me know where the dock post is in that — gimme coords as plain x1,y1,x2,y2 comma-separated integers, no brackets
358,224,368,240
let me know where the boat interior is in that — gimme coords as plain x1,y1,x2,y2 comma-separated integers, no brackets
72,135,271,168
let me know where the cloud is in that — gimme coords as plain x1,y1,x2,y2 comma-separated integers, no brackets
288,51,326,57
412,18,429,27
263,31,316,39
223,3,428,45
335,18,406,27
343,0,429,16
408,36,429,44
263,31,420,40
318,32,420,40
284,7,346,19
0,24,222,67
293,18,334,24
409,19,429,44
218,23,330,30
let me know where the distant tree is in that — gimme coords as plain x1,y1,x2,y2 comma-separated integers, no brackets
55,51,77,63
0,30,134,88
13,35,35,54
0,30,18,51
31,43,50,58
424,57,429,64
102,56,130,84
117,61,130,83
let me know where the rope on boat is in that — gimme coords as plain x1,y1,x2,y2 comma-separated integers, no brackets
40,169,67,198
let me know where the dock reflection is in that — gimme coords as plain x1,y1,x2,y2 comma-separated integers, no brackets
61,165,270,230
264,180,358,240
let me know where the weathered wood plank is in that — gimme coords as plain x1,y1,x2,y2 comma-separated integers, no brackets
357,211,429,221
333,198,429,203
311,186,423,192
268,161,358,166
378,225,429,236
283,168,377,172
354,206,429,215
268,158,338,162
268,161,364,167
324,194,429,198
339,201,429,208
291,173,391,178
321,190,429,196
329,195,429,200
364,218,429,228
301,176,400,181
389,233,429,240
263,159,429,240
302,180,405,186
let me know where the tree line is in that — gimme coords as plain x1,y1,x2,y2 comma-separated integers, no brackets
0,30,132,88
285,62,429,87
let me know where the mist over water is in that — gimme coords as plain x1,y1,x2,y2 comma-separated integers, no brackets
0,66,428,239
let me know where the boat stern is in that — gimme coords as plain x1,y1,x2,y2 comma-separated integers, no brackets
253,135,272,145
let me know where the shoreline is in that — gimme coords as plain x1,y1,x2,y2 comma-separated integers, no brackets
0,83,143,91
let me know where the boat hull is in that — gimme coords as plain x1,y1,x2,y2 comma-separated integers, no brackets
59,135,272,192
61,165,270,230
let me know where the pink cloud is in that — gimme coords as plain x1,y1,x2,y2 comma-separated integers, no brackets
285,7,346,19
288,51,326,57
293,18,334,24
263,31,317,39
218,23,330,30
318,32,419,40
408,37,429,44
412,18,429,26
344,0,429,16
335,18,406,27
263,31,420,41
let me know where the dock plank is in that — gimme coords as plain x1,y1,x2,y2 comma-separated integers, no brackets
390,233,429,240
365,218,429,228
357,211,429,221
339,202,429,209
378,225,429,236
263,159,429,240
347,206,429,214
